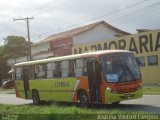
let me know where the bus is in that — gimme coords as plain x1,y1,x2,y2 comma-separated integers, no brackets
13,50,142,106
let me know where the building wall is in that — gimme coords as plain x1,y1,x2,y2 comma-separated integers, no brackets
73,29,160,84
7,56,28,66
31,42,53,60
31,42,50,55
50,38,73,56
73,24,121,46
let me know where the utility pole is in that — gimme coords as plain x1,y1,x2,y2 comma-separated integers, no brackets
13,17,34,61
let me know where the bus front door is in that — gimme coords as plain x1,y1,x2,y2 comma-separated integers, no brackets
87,61,101,103
22,68,30,99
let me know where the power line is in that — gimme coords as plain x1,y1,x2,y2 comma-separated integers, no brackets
109,1,160,22
19,0,59,16
33,0,160,39
0,0,157,42
23,0,74,16
0,0,73,35
131,3,160,19
30,0,150,37
0,0,56,26
22,0,75,36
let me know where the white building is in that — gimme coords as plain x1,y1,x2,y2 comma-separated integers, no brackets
73,21,130,47
31,42,53,60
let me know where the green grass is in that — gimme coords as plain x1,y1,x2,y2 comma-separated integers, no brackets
143,86,160,95
0,104,148,120
0,86,158,120
0,86,159,119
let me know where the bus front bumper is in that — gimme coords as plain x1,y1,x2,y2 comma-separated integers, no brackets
105,88,143,104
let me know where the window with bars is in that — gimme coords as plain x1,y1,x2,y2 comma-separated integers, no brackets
148,55,158,65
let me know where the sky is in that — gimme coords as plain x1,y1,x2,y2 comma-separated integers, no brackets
0,0,160,45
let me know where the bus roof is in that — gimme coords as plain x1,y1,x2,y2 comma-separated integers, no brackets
14,50,130,67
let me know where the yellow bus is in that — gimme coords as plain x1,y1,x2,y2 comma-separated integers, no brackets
14,50,142,106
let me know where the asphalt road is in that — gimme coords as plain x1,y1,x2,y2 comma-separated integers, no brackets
0,92,32,105
120,95,160,113
0,92,160,113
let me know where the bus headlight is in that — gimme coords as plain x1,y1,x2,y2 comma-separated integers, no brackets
107,87,112,92
139,83,142,89
107,87,118,94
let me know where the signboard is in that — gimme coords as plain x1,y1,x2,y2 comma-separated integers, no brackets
73,30,160,55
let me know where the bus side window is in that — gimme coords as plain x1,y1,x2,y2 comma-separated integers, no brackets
62,61,69,78
75,59,84,77
28,65,34,80
34,64,46,79
47,63,55,79
16,67,23,80
83,59,87,76
68,60,75,77
54,62,61,78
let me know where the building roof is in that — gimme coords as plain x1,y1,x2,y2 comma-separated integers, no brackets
33,21,130,46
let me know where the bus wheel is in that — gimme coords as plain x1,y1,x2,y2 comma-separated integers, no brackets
32,90,40,105
78,91,89,107
112,101,120,106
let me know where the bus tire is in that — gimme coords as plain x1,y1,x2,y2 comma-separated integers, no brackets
78,91,89,107
32,90,41,105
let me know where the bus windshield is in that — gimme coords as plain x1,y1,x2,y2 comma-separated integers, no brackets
100,53,141,83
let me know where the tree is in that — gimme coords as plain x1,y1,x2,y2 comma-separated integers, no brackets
3,36,32,59
0,36,32,86
0,46,4,59
0,46,4,86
